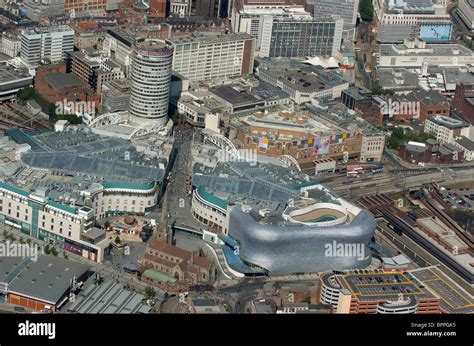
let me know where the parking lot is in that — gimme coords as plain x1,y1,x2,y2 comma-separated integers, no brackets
438,188,474,210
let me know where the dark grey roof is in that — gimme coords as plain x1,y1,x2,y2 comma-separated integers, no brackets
0,256,89,304
455,136,474,151
45,73,84,88
69,280,150,314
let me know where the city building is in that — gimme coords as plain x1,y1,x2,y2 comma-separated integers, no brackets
23,0,65,21
231,102,384,166
68,280,151,314
451,136,474,161
231,0,342,57
140,239,216,292
378,39,474,69
128,38,174,125
456,0,474,32
398,140,464,164
20,26,75,67
100,79,131,113
0,63,34,101
374,0,452,43
258,15,343,58
64,0,107,13
1,125,175,261
0,34,20,58
319,270,442,313
0,256,89,312
423,115,472,143
452,83,474,124
176,90,230,127
256,62,349,103
67,49,125,95
411,89,450,121
34,70,99,109
74,32,102,50
102,29,134,76
225,179,376,275
305,0,358,39
190,150,377,275
170,0,192,16
166,33,255,83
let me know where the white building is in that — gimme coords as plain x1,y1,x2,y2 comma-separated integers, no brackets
231,0,342,57
424,115,472,144
166,33,255,83
451,136,474,161
128,39,173,125
0,182,109,262
0,34,20,58
169,0,192,16
374,0,450,25
20,26,74,67
378,39,474,68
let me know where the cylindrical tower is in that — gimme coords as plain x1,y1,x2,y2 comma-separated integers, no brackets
128,38,173,125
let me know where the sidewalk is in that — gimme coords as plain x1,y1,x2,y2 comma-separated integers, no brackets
0,225,150,295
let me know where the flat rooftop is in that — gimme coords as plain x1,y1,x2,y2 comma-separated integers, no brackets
0,256,89,305
409,267,474,314
380,43,473,57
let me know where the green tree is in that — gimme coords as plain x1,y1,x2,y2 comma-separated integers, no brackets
114,236,121,244
51,247,58,256
44,244,51,255
17,87,35,101
63,251,68,259
371,83,384,95
144,286,156,300
359,0,374,22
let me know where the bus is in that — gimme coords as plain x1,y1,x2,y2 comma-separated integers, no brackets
371,164,385,174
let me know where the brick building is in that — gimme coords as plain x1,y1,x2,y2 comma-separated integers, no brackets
35,63,99,108
452,83,474,124
411,90,450,122
140,239,216,292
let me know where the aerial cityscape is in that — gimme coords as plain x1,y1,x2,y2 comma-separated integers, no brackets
0,0,473,332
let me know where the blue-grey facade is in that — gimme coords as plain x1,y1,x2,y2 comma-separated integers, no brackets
228,206,376,275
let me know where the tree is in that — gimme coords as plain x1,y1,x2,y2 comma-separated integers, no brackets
371,83,384,96
114,236,121,244
63,251,68,259
17,87,35,101
144,286,156,300
44,244,51,254
359,0,374,22
51,247,58,256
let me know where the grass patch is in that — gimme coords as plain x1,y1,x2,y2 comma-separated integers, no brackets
442,181,474,190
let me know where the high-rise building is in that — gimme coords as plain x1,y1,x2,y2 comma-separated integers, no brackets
305,0,359,39
20,26,75,66
128,38,174,125
232,0,342,57
166,33,255,82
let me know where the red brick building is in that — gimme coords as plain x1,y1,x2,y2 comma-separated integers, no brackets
35,64,99,108
411,90,450,122
139,239,216,292
452,83,474,124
